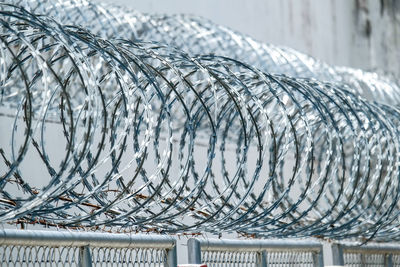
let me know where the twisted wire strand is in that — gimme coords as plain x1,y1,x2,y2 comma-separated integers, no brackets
0,4,400,242
11,0,400,106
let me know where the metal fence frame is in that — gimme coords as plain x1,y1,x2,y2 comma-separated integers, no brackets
187,238,324,267
0,229,177,267
5,228,400,266
332,242,400,267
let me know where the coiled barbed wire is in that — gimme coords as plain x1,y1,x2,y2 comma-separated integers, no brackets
1,3,400,242
11,0,400,106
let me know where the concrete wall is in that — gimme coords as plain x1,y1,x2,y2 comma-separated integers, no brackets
100,0,400,77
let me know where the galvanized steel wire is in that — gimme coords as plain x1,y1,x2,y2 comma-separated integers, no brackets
1,1,400,242
13,0,400,106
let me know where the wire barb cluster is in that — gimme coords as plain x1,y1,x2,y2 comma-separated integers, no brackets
1,2,400,241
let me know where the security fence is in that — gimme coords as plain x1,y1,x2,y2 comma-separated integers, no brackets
0,229,177,267
3,228,400,266
331,243,400,267
187,238,324,267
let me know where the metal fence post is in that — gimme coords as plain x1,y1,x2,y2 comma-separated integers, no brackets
313,249,324,267
188,238,202,264
385,254,393,267
257,251,267,267
361,253,366,267
331,244,344,266
79,245,92,267
166,244,178,267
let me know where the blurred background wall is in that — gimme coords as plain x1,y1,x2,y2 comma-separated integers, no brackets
100,0,400,77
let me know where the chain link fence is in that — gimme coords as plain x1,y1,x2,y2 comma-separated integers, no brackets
201,250,259,267
4,228,400,266
1,245,80,266
90,247,168,266
332,242,400,267
0,229,177,267
187,238,324,267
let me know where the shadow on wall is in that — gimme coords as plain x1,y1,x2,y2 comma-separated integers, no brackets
101,0,400,77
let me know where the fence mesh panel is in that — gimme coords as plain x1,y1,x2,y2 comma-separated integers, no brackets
202,250,258,267
343,252,385,267
267,251,314,266
393,254,400,266
91,247,167,267
201,250,315,267
0,245,80,266
0,245,168,266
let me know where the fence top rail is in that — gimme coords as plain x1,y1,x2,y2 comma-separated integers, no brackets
190,238,323,252
0,229,176,249
337,242,400,254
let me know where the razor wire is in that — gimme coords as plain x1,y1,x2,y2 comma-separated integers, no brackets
10,0,400,106
0,3,400,242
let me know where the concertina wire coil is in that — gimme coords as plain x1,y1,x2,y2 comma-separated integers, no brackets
0,1,400,242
